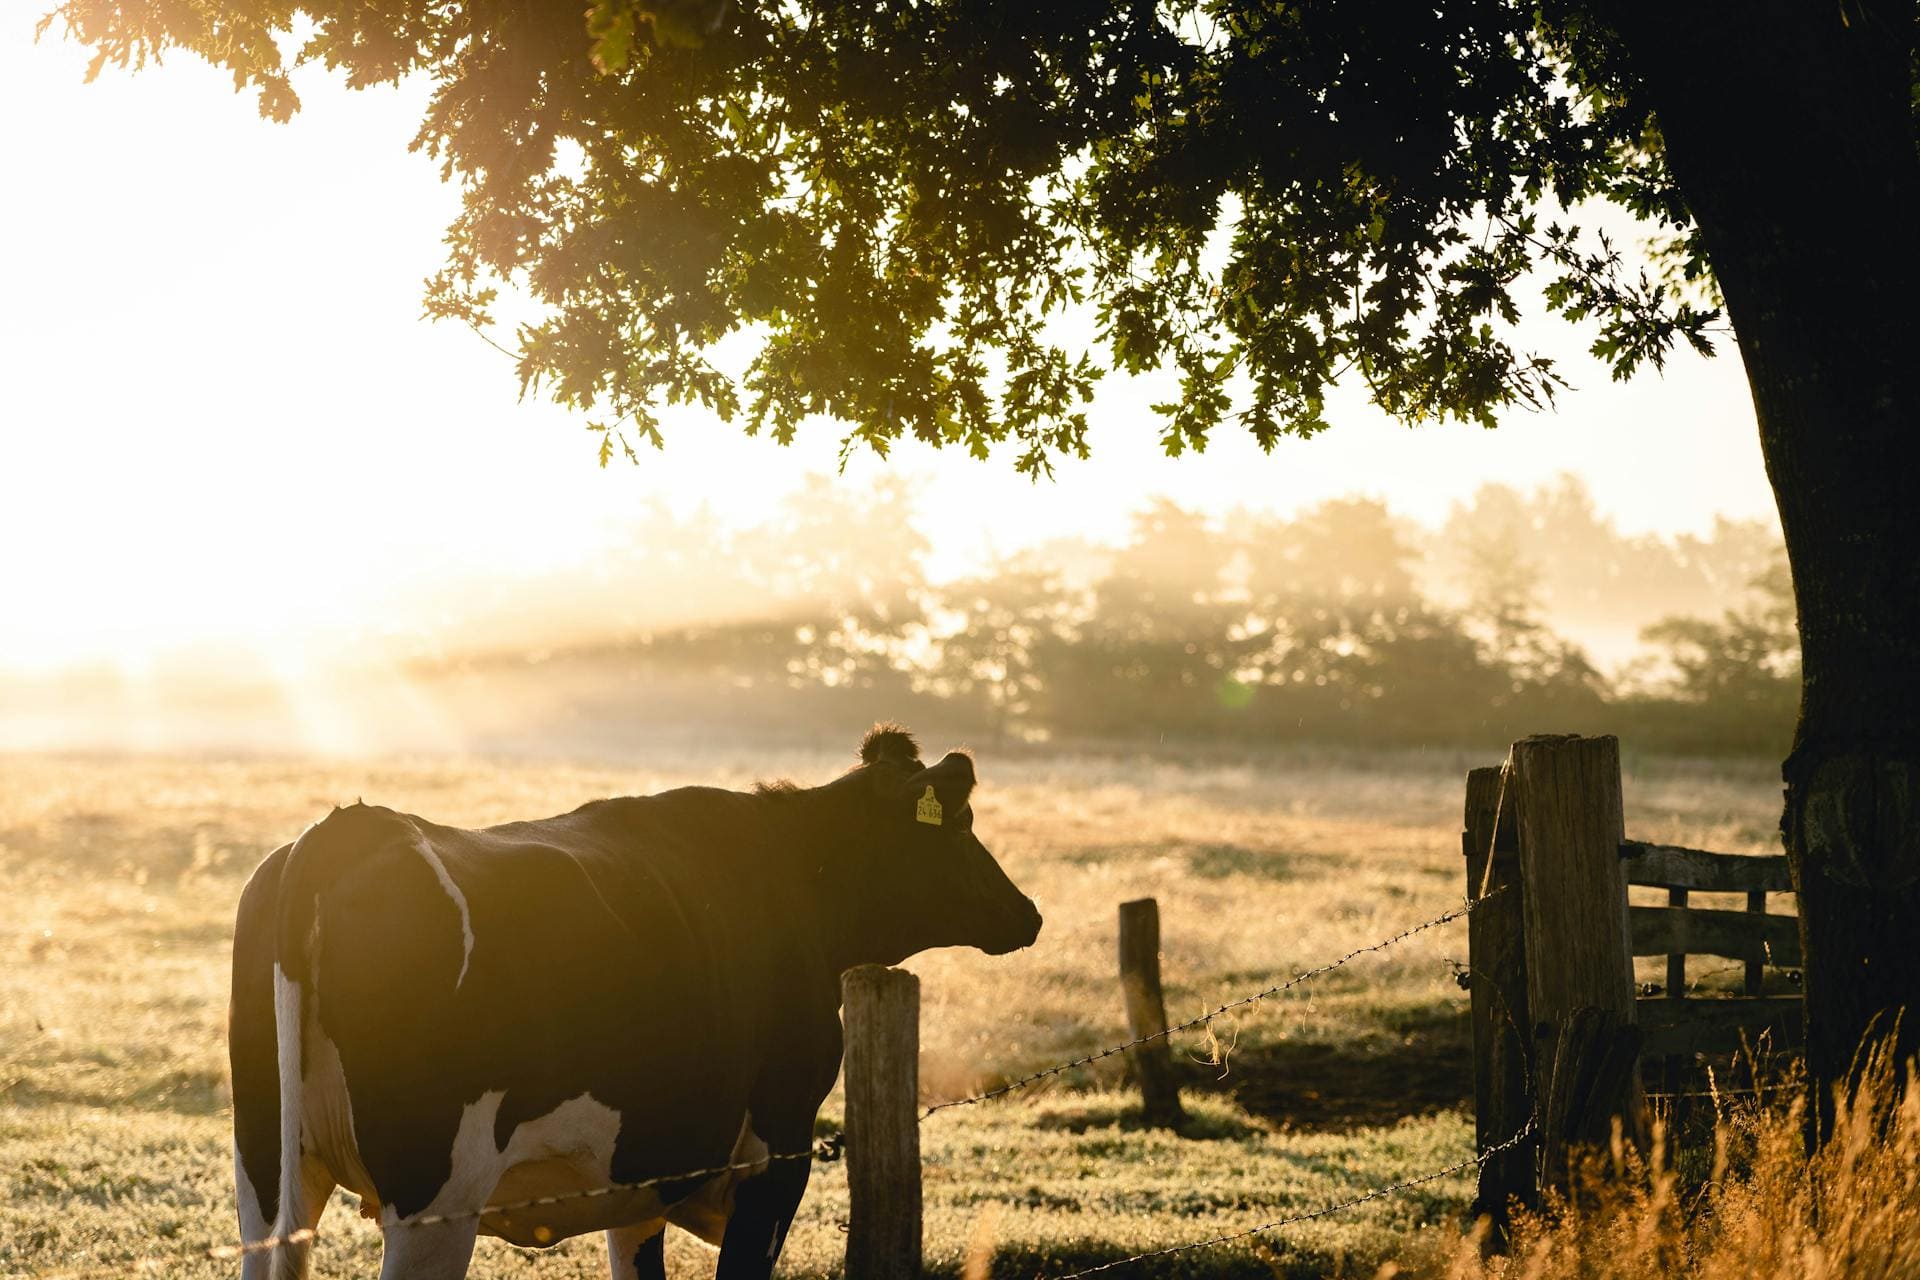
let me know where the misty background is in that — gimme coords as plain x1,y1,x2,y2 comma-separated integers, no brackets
5,471,1793,758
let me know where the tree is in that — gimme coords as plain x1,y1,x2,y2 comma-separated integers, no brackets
926,558,1078,743
1634,554,1799,752
1073,501,1248,735
48,0,1920,1126
1243,499,1503,741
1451,507,1605,710
1642,557,1799,709
1430,477,1789,654
735,473,928,688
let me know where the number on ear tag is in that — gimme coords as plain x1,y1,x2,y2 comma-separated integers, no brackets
915,785,944,826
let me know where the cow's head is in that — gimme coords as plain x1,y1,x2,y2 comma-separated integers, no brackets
844,724,1042,963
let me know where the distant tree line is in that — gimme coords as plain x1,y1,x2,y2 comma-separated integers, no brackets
440,475,1798,756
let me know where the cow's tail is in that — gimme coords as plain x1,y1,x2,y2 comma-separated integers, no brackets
268,944,312,1280
267,805,392,1280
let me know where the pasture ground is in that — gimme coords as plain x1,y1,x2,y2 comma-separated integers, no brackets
0,741,1783,1278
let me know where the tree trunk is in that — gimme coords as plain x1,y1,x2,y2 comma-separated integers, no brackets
1618,1,1920,1139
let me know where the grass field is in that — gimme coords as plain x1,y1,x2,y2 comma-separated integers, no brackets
0,740,1786,1278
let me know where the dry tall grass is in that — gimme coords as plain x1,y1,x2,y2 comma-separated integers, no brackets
1444,1047,1920,1280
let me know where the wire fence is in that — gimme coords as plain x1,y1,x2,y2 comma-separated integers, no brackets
922,886,1508,1118
38,887,1517,1278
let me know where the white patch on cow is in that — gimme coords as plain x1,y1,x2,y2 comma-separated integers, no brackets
498,1092,624,1169
393,1090,640,1248
413,841,474,988
368,1093,773,1253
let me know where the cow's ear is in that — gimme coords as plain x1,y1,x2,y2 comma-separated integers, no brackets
860,723,922,770
901,752,975,827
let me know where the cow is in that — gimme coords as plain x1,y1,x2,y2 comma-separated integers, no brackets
228,725,1041,1280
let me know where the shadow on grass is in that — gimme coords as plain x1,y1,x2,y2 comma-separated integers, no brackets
921,1237,1398,1279
1,1066,230,1116
1184,1000,1474,1133
1029,1099,1262,1141
1059,839,1351,882
946,999,1472,1137
1184,844,1350,881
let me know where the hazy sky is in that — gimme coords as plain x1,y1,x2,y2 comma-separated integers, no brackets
2,16,1779,672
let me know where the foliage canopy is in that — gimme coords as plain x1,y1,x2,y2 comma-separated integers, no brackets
51,0,1729,472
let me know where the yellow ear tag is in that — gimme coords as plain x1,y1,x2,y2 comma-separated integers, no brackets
915,785,944,826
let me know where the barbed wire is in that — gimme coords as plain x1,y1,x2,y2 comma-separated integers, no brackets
198,1133,845,1264
923,885,1511,1118
1047,1112,1540,1278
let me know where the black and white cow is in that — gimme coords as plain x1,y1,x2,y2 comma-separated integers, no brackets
229,726,1041,1279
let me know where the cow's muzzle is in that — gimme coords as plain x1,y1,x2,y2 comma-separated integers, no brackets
984,898,1043,955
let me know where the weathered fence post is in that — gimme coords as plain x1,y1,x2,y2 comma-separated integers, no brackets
1666,886,1689,1001
1659,883,1688,1103
1117,898,1186,1128
843,965,921,1280
1463,764,1536,1235
1509,734,1643,1193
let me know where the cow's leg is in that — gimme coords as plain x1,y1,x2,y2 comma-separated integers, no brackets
376,1216,481,1280
606,1221,667,1280
713,1156,811,1280
233,1143,274,1280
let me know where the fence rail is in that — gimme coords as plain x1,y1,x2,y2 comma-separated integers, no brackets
1618,840,1793,892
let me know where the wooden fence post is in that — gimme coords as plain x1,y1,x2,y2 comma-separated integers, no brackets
1118,898,1186,1128
843,965,921,1280
1659,884,1688,1103
1463,764,1536,1233
1666,886,1689,1001
1508,734,1643,1192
